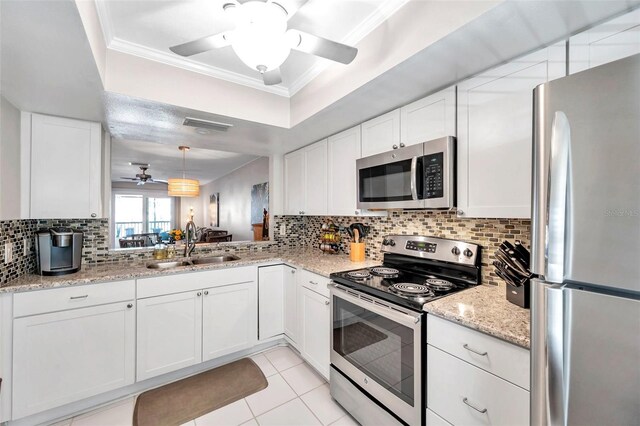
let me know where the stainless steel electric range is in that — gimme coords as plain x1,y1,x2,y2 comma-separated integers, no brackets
328,235,481,426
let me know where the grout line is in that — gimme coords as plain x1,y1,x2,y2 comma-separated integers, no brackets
298,394,326,426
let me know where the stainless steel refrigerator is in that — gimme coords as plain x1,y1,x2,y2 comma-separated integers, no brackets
530,53,640,425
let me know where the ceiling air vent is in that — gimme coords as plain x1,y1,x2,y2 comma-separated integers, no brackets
182,117,233,132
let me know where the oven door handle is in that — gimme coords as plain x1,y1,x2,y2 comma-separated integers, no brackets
410,156,418,201
330,284,421,327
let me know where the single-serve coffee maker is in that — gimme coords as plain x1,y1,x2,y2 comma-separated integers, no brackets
36,227,83,275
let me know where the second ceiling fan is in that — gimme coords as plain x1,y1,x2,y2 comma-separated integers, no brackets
169,0,358,86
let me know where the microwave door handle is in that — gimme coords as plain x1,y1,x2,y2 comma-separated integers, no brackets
410,156,418,200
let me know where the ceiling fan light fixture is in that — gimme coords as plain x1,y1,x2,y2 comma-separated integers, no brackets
231,1,290,72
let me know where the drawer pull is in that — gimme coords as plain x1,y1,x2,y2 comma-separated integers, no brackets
463,343,488,356
462,397,487,414
325,300,330,305
309,281,318,285
69,295,88,300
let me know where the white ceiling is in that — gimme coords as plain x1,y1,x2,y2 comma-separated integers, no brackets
96,0,408,96
111,138,260,185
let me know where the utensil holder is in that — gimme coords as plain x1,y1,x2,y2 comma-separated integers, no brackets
506,280,530,309
350,242,365,262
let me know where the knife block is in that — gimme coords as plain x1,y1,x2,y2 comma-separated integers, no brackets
506,280,530,309
350,243,365,262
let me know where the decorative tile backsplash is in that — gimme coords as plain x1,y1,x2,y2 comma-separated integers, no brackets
273,212,531,286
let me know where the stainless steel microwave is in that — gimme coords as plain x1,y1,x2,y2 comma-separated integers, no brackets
356,136,456,209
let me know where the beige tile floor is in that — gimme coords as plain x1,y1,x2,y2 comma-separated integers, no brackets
50,346,359,426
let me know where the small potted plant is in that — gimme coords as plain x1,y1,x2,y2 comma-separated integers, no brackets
168,229,184,243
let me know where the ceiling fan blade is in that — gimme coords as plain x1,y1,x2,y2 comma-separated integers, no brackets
287,29,358,64
273,0,308,20
236,0,267,3
120,177,138,181
169,32,231,57
262,67,282,85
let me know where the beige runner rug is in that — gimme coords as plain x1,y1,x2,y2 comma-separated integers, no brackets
133,358,267,426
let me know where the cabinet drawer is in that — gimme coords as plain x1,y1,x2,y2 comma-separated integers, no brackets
13,280,135,317
427,409,452,426
299,269,331,298
427,315,530,389
137,265,257,298
427,345,529,426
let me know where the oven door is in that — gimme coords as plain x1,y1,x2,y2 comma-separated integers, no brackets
356,144,424,209
330,284,423,426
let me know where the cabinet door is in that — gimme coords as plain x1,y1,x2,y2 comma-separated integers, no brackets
284,149,305,215
361,109,401,157
283,266,298,344
30,113,102,219
401,86,457,145
300,287,330,380
457,44,565,218
13,301,135,418
327,127,361,216
137,291,202,381
570,9,640,74
202,281,257,361
258,265,284,340
304,140,328,215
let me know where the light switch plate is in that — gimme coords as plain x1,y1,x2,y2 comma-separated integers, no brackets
23,238,31,256
4,242,13,263
280,223,286,236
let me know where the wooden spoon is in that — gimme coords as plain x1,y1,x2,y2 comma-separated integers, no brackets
354,228,360,243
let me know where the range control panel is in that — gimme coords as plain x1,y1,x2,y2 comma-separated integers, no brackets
406,240,437,253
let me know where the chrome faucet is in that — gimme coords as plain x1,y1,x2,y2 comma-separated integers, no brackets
184,220,197,258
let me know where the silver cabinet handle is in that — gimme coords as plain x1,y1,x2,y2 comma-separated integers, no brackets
309,281,318,285
399,143,405,148
291,269,296,274
197,292,202,296
204,290,209,295
462,397,487,414
69,295,88,300
127,303,133,309
325,300,330,305
355,210,359,215
91,213,97,218
463,343,488,356
392,144,398,149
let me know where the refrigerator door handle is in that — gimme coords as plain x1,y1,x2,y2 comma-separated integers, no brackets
546,111,572,283
545,284,566,426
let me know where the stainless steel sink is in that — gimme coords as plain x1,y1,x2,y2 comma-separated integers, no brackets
147,261,192,269
191,255,241,265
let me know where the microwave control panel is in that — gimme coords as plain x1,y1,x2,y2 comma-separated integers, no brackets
423,152,444,199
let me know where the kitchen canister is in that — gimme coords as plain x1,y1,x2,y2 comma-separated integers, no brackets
350,242,365,262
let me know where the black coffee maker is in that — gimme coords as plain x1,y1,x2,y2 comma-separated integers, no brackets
36,227,83,275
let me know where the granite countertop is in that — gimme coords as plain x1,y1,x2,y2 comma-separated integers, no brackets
424,285,531,348
0,249,380,293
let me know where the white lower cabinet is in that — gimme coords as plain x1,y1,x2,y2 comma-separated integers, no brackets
258,265,285,340
136,291,203,381
12,301,135,418
283,266,298,343
203,282,257,361
427,345,529,426
300,286,331,380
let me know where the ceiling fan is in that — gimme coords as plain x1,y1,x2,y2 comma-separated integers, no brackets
120,165,167,185
169,0,358,86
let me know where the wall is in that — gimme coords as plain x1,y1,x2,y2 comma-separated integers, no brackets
199,157,269,242
273,212,531,287
0,96,21,219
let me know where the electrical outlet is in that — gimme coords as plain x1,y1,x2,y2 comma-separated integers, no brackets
4,242,13,263
24,238,31,256
280,223,286,236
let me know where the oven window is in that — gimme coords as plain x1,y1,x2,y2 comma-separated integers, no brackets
359,159,414,202
333,296,415,406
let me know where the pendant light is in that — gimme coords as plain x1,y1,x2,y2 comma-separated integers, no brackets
168,146,200,197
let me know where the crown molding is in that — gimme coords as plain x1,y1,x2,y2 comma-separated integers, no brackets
94,0,114,45
287,0,411,96
107,37,291,97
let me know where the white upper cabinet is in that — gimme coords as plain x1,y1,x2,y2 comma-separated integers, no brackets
361,109,401,157
28,113,102,219
284,140,327,215
328,126,361,216
570,9,640,74
457,44,566,218
400,86,457,145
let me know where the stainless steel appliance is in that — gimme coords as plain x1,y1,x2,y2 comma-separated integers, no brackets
329,235,481,425
356,136,456,210
36,227,83,276
531,53,640,425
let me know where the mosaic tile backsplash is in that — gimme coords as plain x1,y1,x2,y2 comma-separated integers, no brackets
273,212,531,287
